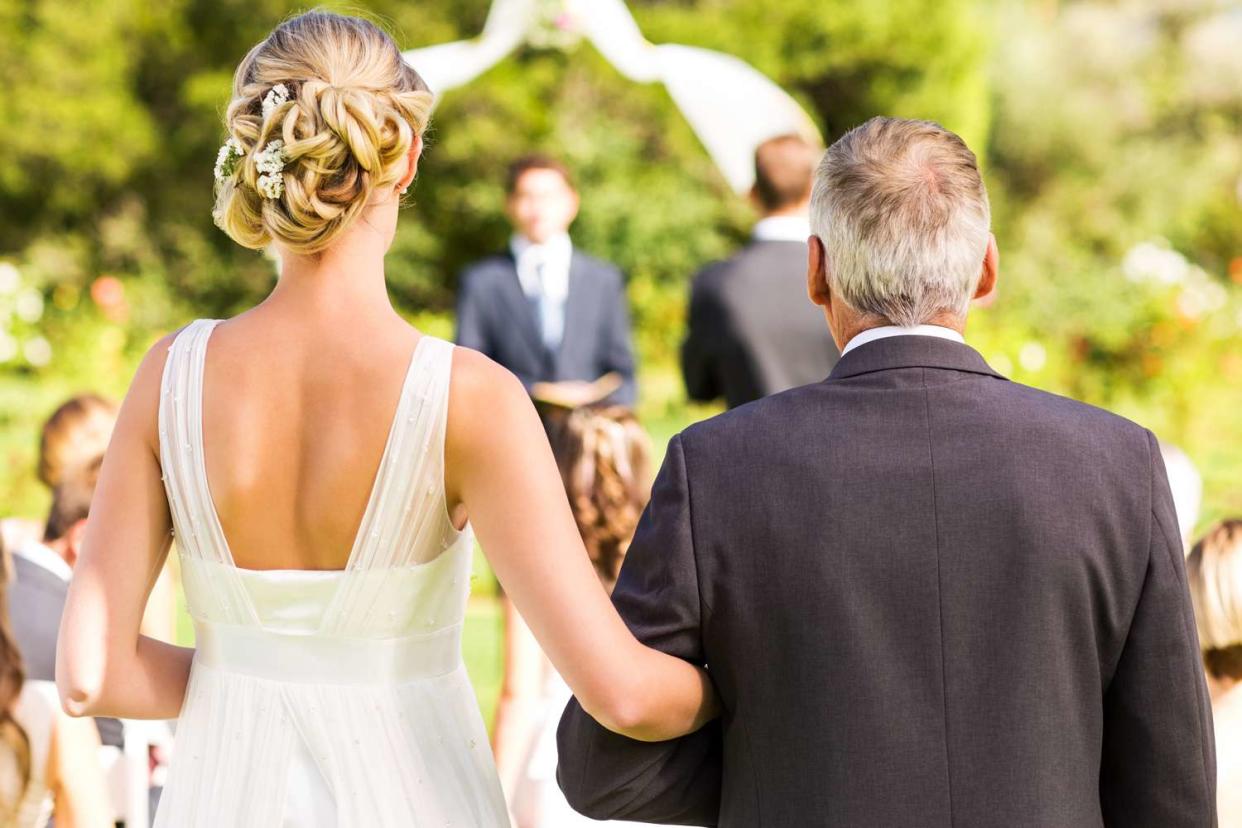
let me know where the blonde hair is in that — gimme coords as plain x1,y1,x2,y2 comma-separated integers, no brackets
213,9,433,255
38,393,117,490
809,117,991,327
1187,519,1242,657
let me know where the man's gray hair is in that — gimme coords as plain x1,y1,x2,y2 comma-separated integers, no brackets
809,117,991,327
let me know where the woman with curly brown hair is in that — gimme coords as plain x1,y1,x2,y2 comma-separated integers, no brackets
495,403,656,827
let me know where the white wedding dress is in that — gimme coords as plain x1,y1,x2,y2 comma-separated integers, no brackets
152,319,511,827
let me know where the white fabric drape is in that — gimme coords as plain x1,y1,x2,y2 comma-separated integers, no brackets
402,0,822,193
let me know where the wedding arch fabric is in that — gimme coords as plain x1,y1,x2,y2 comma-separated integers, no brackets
151,319,509,827
402,0,822,193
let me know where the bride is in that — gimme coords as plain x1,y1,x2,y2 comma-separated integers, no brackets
54,10,716,827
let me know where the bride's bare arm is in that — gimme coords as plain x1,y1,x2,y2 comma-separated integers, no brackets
57,333,195,719
445,349,718,742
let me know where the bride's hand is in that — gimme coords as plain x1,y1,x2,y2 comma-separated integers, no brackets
445,350,719,741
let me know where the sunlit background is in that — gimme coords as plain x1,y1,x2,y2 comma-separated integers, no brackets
2,0,1241,719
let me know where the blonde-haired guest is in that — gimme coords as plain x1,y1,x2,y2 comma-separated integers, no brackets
1187,518,1242,825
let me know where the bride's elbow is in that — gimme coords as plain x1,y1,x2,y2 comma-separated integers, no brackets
55,654,110,718
582,687,662,742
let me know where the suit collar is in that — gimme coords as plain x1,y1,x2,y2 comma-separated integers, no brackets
828,334,1006,381
555,251,592,364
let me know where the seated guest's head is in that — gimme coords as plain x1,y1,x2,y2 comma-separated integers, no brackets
505,154,579,244
41,455,103,570
807,117,997,347
1187,518,1242,697
751,134,821,218
38,394,116,491
544,406,652,592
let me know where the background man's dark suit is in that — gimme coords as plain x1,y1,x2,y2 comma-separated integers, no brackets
682,239,839,409
9,552,67,682
9,547,125,748
559,335,1216,827
456,250,637,405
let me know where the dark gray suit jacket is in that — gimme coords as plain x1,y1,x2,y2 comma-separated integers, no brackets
559,335,1216,827
455,249,637,405
682,240,839,409
9,551,67,683
8,549,124,749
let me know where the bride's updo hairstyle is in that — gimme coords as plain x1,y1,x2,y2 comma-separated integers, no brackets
213,10,433,255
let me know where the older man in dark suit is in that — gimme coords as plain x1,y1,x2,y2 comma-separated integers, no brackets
456,155,636,407
558,117,1216,826
682,134,839,409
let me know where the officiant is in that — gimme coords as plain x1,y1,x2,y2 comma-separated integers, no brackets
455,154,637,408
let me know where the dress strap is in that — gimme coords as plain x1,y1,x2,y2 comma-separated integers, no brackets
158,319,257,624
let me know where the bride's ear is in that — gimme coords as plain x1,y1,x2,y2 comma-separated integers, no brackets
395,134,423,194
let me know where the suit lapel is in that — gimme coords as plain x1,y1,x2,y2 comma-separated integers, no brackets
499,252,551,366
555,251,594,375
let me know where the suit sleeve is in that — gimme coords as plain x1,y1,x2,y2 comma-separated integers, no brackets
1099,430,1217,827
557,435,723,825
680,271,723,404
454,268,491,356
600,266,638,406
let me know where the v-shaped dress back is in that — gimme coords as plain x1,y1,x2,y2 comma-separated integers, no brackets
151,319,509,827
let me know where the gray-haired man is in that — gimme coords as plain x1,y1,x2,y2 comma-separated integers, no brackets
557,117,1216,826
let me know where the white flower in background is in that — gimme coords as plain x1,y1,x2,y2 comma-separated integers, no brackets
1122,240,1189,286
262,83,290,120
0,262,20,295
213,138,245,182
254,139,289,199
23,336,52,368
0,331,18,364
1177,274,1229,320
1018,342,1047,372
15,288,43,323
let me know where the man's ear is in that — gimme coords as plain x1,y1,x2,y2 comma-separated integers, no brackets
62,518,89,568
974,233,999,304
807,235,832,308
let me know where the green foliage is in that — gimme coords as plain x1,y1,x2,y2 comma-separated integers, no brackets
0,0,1238,533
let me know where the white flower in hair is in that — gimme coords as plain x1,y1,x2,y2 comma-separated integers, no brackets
261,83,290,119
213,137,245,182
254,139,289,199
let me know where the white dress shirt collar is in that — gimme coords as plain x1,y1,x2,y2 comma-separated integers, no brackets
509,232,573,301
751,214,811,243
12,540,72,582
841,324,966,357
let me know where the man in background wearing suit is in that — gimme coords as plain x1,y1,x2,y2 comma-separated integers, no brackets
681,134,839,409
559,117,1215,826
456,155,637,407
8,455,124,749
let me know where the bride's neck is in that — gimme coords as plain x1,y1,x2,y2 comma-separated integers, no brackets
264,206,400,324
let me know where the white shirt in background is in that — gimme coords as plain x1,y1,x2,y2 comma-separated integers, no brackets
751,214,811,243
510,233,573,351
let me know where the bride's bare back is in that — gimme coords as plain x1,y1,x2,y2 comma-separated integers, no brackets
198,309,433,571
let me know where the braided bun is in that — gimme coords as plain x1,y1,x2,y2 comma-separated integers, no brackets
213,11,433,255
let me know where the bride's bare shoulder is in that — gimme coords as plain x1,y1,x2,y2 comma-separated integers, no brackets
446,346,541,450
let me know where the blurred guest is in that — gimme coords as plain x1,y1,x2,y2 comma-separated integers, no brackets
4,394,175,646
1,537,110,828
1187,518,1242,825
0,395,116,554
456,154,637,407
493,403,651,828
6,456,127,750
681,134,839,409
1161,442,1203,551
